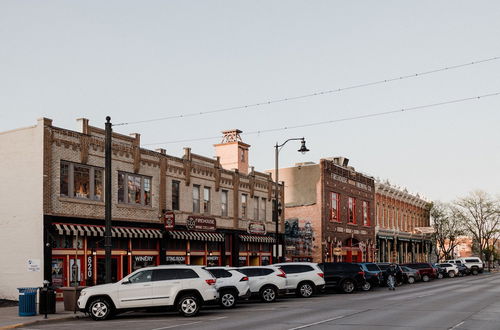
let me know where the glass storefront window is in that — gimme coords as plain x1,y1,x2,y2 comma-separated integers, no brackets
190,240,205,251
167,239,187,251
132,255,156,271
132,238,157,250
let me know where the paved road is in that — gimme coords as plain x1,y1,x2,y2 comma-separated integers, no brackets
21,272,500,330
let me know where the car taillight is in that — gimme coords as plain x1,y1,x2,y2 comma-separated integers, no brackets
240,276,249,282
358,271,365,276
205,279,216,286
317,273,324,278
277,269,287,278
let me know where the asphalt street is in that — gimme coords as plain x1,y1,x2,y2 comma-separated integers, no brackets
20,272,500,330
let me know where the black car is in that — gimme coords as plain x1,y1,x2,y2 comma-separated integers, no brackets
317,262,366,293
376,263,404,286
357,263,382,291
432,264,446,279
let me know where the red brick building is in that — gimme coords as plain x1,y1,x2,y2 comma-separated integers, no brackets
275,157,376,263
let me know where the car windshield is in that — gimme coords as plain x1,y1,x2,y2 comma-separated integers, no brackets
365,264,380,271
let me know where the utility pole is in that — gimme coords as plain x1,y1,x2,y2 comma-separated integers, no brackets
105,116,112,283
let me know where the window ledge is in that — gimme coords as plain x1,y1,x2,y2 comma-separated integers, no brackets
117,203,153,211
347,222,358,226
58,196,104,206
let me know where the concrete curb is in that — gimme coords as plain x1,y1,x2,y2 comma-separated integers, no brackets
0,314,85,330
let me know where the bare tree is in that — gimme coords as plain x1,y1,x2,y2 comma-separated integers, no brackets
431,202,464,261
453,191,500,266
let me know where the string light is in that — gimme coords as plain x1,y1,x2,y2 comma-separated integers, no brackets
143,91,500,146
115,56,500,127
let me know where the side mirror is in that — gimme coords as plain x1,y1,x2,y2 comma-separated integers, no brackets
121,279,131,285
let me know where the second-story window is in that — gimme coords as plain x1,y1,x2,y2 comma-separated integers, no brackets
362,201,370,226
60,161,103,201
260,197,266,221
348,197,356,224
172,180,180,210
192,185,200,213
253,197,259,220
203,187,211,214
330,192,340,222
221,190,228,216
118,172,152,206
241,194,248,218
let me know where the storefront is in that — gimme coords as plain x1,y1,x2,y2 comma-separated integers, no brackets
238,234,274,266
166,230,225,266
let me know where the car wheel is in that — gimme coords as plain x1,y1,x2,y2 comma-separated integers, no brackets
177,295,200,317
448,271,455,278
407,276,415,284
361,281,371,291
88,298,113,321
297,282,315,298
260,286,277,303
341,280,355,294
219,290,237,308
437,273,444,279
422,274,430,282
471,268,479,276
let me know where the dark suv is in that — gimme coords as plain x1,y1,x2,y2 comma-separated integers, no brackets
317,262,366,293
402,263,437,282
357,263,382,291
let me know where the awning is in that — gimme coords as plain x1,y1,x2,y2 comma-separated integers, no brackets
239,234,276,244
168,231,224,242
397,238,411,242
53,223,162,239
377,235,394,240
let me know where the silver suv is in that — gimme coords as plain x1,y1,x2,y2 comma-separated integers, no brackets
78,265,218,320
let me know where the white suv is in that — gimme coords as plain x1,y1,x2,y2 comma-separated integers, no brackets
459,257,484,275
77,265,218,320
205,267,251,308
273,262,325,298
437,263,459,278
237,266,287,302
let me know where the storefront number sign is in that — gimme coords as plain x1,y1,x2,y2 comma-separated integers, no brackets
247,222,266,235
186,216,216,231
87,256,93,279
164,212,175,230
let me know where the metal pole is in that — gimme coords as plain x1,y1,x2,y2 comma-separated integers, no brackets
73,230,78,313
105,116,112,283
274,144,279,263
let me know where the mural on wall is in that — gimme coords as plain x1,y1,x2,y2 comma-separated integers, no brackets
285,218,315,261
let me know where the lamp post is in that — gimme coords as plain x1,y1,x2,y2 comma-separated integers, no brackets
273,138,309,263
104,116,112,283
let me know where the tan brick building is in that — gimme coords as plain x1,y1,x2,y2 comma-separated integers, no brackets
0,118,282,299
375,181,432,263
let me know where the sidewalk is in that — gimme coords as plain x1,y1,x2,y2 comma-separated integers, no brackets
0,302,85,329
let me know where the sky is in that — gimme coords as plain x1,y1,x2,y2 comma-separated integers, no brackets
1,1,499,202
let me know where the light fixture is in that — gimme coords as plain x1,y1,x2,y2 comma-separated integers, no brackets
92,248,97,256
127,248,132,256
298,139,309,154
208,251,213,256
186,251,191,256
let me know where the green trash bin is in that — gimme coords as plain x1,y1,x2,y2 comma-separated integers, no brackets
18,288,38,316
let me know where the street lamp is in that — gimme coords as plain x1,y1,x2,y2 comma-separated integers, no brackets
273,137,309,263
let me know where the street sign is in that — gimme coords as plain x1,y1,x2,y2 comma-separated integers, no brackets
164,212,175,230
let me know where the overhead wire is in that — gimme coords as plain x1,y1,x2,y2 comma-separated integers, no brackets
114,55,500,127
143,91,500,146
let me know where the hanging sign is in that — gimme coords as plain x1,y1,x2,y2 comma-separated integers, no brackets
247,222,266,235
186,216,216,231
164,212,175,230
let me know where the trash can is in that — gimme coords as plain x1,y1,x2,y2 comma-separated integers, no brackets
39,286,56,314
61,286,86,311
18,287,38,316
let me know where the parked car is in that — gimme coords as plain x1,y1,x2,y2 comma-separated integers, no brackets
273,262,326,298
357,263,382,291
445,259,474,276
376,263,404,286
459,257,484,275
400,266,421,284
432,264,446,279
77,265,218,320
205,267,250,308
401,263,437,282
436,263,459,278
237,266,287,302
317,262,366,293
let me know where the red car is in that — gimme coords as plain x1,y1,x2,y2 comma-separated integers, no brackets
401,263,437,282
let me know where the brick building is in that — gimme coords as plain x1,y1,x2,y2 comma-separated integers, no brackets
0,118,282,300
274,157,376,263
375,181,432,263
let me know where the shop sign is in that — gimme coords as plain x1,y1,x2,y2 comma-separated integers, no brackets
285,245,296,251
164,212,175,230
207,255,219,261
186,216,216,231
333,247,342,256
27,259,41,272
239,256,247,261
134,256,154,262
87,255,93,279
247,222,266,235
166,255,186,263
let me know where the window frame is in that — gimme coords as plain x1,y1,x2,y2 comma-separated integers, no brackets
221,190,228,216
362,201,370,226
330,192,340,222
253,196,259,220
260,197,266,221
192,185,201,213
60,161,104,201
203,187,211,214
348,197,356,224
117,171,152,206
241,193,248,218
172,180,180,210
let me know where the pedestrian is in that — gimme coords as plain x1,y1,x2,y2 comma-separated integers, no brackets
386,263,398,291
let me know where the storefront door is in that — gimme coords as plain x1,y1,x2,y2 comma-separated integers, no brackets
249,256,260,266
68,256,85,286
51,257,65,289
96,256,120,284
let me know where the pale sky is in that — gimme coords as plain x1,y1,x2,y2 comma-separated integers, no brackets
1,1,499,202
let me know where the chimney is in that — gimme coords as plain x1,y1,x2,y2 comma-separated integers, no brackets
214,129,250,175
